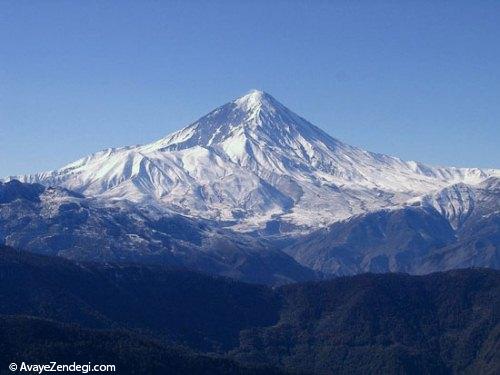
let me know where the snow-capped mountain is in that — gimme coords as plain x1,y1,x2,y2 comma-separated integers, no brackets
285,177,500,275
411,177,500,229
11,90,499,232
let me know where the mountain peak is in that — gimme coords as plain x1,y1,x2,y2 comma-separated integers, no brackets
236,89,268,101
241,88,266,97
11,90,500,231
153,88,340,155
233,90,277,114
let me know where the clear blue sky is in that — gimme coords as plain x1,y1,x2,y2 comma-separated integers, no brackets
1,1,499,177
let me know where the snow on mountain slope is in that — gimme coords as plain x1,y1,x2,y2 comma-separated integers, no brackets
283,177,500,275
410,177,500,229
0,180,316,285
10,90,499,232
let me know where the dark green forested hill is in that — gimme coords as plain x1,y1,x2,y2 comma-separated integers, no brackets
0,245,280,352
0,245,498,374
0,316,285,375
235,270,499,374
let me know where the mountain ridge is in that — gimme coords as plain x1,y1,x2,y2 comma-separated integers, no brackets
9,90,499,233
0,179,317,285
